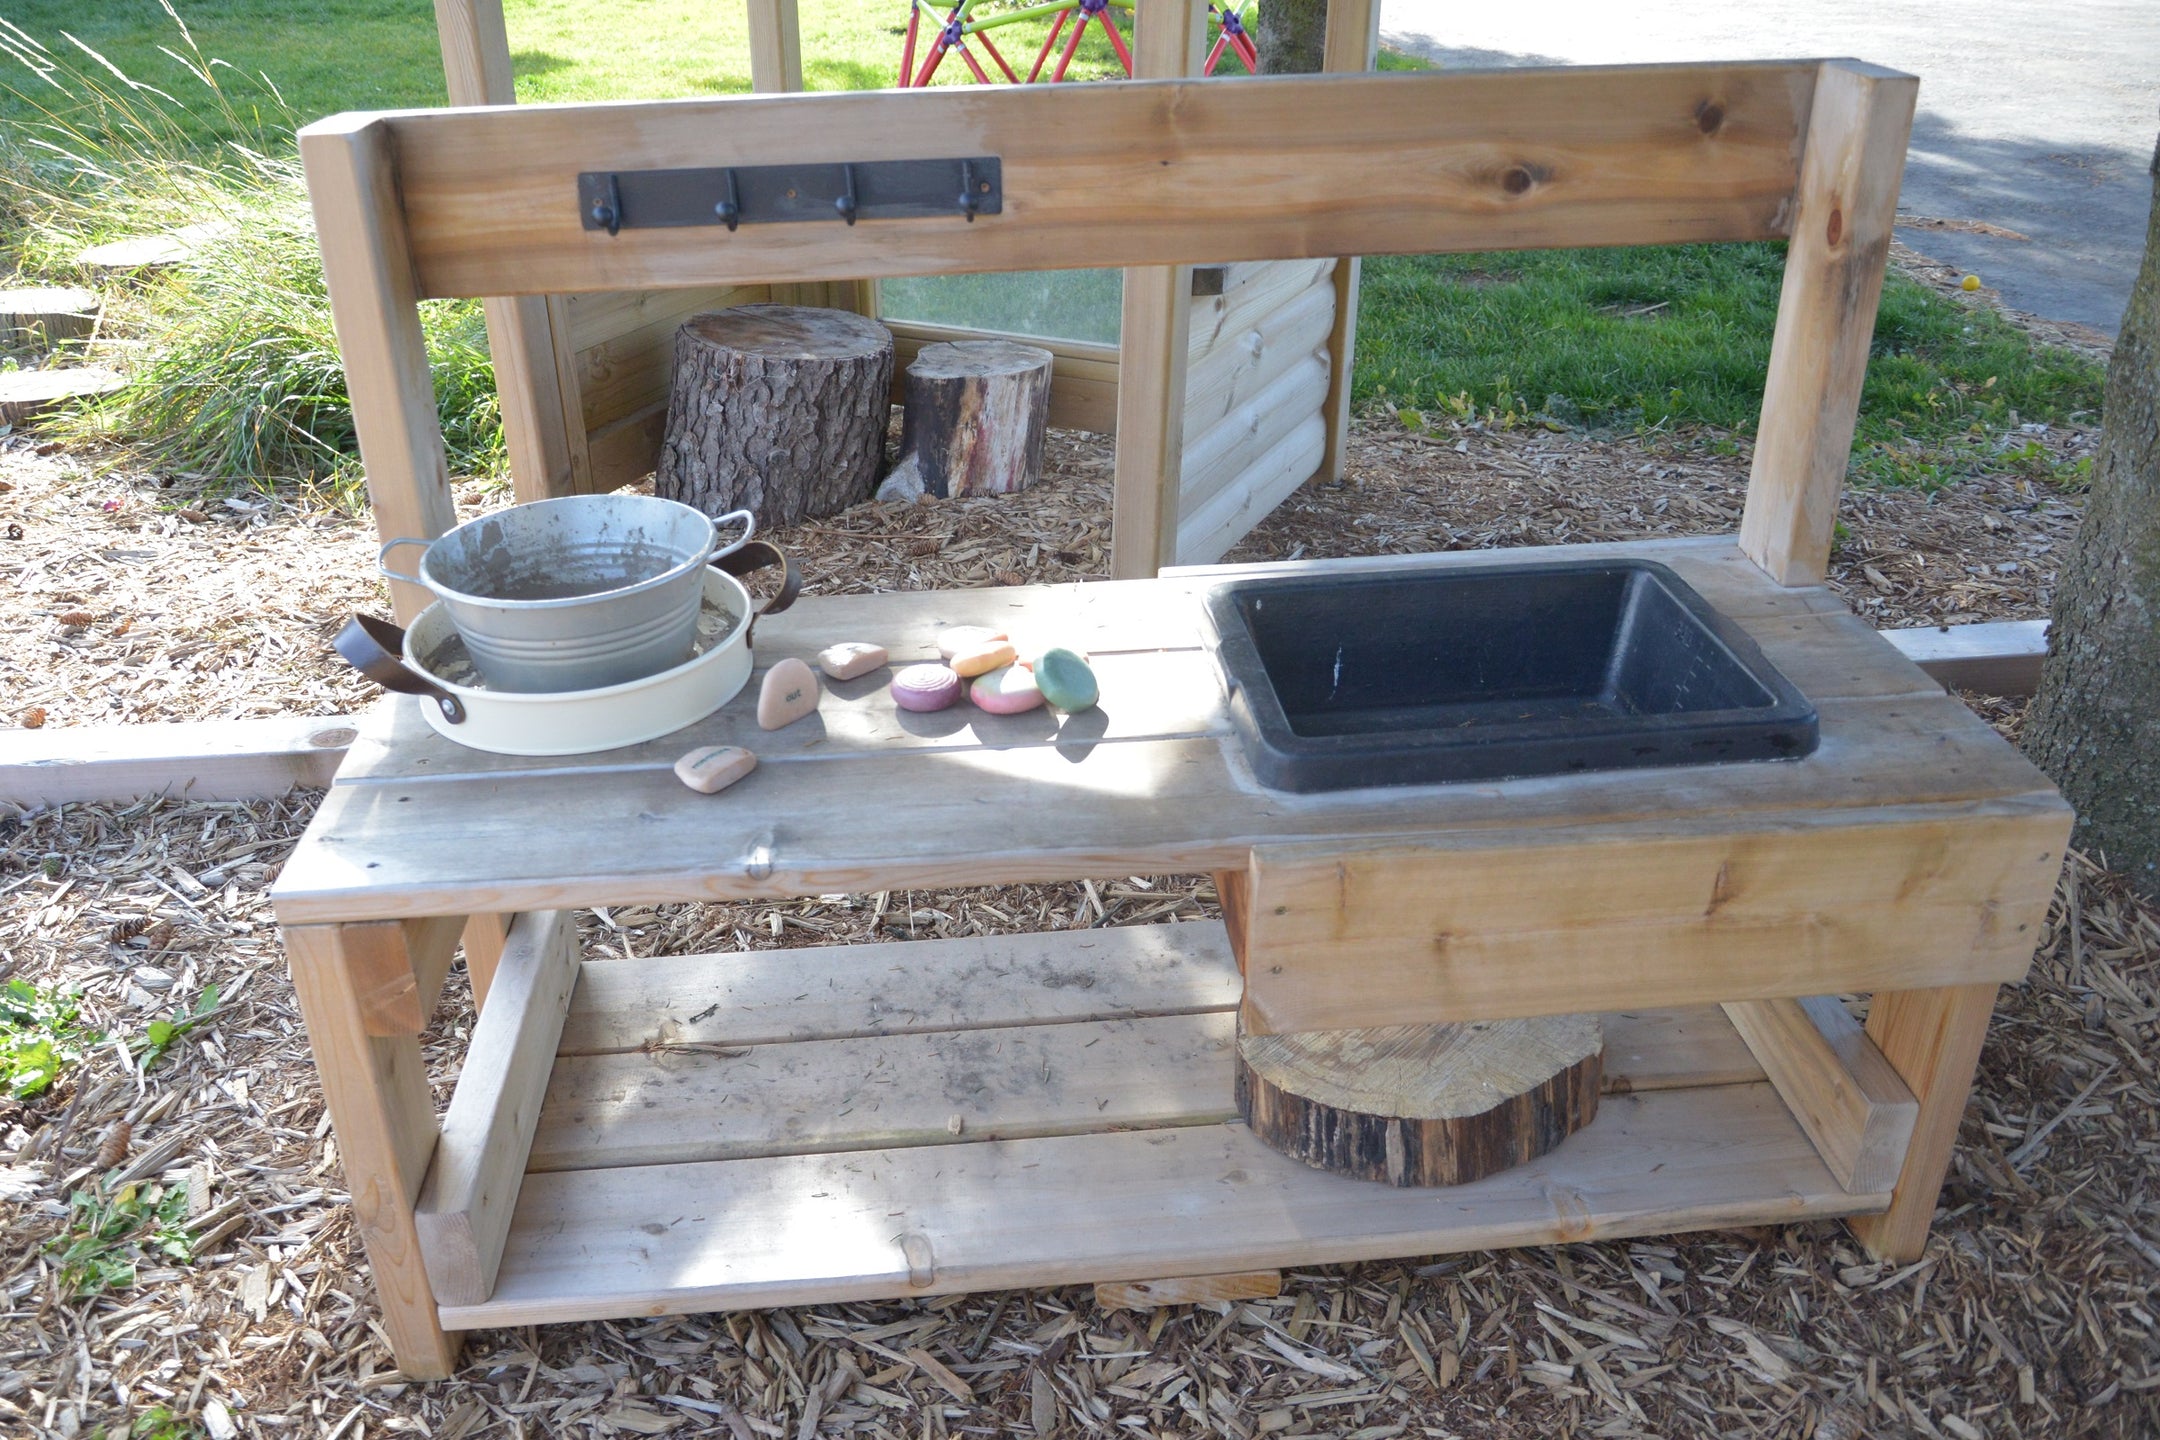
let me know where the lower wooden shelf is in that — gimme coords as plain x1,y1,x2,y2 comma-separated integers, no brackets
430,920,1893,1331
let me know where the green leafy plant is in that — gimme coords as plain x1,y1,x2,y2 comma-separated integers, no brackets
50,1180,194,1298
0,977,96,1099
110,1407,207,1440
134,983,219,1071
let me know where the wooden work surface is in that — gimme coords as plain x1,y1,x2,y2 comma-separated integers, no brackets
274,535,2061,931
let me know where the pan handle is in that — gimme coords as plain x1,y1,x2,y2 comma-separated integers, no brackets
334,615,467,725
711,540,801,646
377,537,432,589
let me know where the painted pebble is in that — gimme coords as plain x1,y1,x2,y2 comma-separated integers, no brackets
756,657,821,730
816,641,888,680
673,744,757,794
948,639,1017,678
936,626,1007,661
970,663,1044,715
1032,647,1099,712
891,663,964,712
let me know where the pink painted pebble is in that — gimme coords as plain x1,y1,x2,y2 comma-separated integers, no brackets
948,639,1017,678
935,625,1007,661
816,641,887,680
672,744,757,794
891,663,964,712
756,657,821,730
969,663,1044,715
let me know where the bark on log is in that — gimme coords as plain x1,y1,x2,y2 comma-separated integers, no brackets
0,287,99,353
1237,1016,1604,1186
657,305,893,528
899,339,1053,497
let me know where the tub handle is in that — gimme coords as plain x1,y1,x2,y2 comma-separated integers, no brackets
711,540,801,646
377,536,432,589
709,508,757,561
334,614,467,725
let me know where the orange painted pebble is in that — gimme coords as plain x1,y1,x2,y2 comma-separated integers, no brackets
936,626,1007,661
949,640,1017,678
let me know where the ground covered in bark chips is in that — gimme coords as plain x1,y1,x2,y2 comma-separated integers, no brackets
3,390,2156,1438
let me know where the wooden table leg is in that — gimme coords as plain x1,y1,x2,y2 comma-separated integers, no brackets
1846,983,1998,1263
461,913,512,1012
285,922,460,1379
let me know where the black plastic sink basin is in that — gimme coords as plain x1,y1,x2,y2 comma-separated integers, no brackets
1204,559,1818,792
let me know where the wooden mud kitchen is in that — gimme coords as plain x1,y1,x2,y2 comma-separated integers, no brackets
279,51,2072,1377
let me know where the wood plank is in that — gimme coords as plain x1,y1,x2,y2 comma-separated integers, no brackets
1186,259,1334,360
283,924,456,1376
415,911,579,1306
1182,279,1334,434
560,921,1242,1053
360,62,1823,299
1847,983,2000,1262
439,1082,1882,1329
581,400,669,491
562,285,770,352
535,1002,1759,1175
745,0,803,94
298,116,457,623
1721,995,1918,1193
355,913,467,1037
1740,62,1918,585
277,699,2065,926
1885,619,2048,697
1088,0,1202,582
335,646,1228,787
0,715,353,806
531,1012,1240,1172
1175,413,1328,565
572,288,767,431
1316,0,1378,487
1238,799,2071,1033
1097,1272,1280,1311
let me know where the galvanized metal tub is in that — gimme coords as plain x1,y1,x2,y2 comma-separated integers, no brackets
378,494,754,693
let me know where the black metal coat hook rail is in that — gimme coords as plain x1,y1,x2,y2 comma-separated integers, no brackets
578,157,1002,234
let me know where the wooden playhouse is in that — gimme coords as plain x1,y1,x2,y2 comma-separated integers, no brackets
276,9,2071,1380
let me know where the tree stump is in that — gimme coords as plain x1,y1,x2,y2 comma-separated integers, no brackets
899,339,1052,497
1236,1016,1604,1186
657,305,893,529
0,367,124,428
0,288,100,353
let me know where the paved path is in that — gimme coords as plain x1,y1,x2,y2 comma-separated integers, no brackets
1381,0,2160,334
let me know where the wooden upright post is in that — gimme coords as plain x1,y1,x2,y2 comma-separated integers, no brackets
1109,0,1207,579
1314,0,1381,487
746,0,803,92
300,119,456,624
285,924,457,1378
1847,984,1999,1262
432,1,581,502
1738,60,1917,585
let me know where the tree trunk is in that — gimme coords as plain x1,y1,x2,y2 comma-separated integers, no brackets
1236,1016,1604,1186
2023,138,2160,900
899,340,1053,497
1256,0,1327,75
656,305,893,529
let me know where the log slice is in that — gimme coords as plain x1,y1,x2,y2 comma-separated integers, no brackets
899,339,1052,497
657,305,894,529
1236,1016,1604,1187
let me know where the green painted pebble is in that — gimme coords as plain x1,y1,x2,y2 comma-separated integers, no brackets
1032,647,1098,712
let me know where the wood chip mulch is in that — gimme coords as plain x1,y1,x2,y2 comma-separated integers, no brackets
2,409,2152,1439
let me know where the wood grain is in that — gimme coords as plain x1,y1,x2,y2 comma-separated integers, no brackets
414,910,579,1306
1097,1272,1281,1311
283,924,456,1377
1847,983,2001,1261
1740,61,1919,585
439,1082,1883,1330
1239,802,2069,1033
351,61,1824,299
1722,995,1918,1193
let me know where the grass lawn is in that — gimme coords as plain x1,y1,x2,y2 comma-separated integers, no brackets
0,2,2107,485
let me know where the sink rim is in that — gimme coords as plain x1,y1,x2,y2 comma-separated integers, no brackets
1203,555,1820,792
